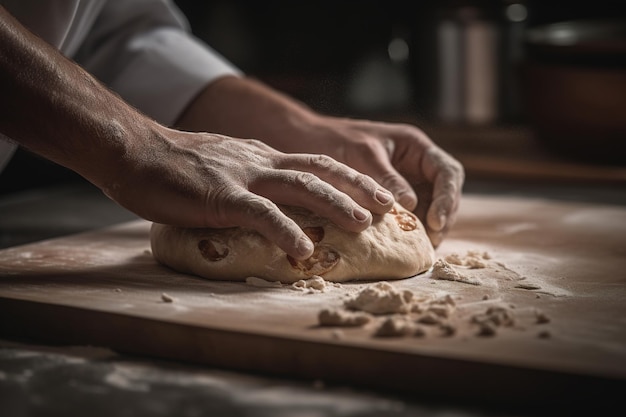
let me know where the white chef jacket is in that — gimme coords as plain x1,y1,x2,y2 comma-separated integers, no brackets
0,0,241,173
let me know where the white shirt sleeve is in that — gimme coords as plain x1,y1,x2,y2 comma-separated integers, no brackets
73,0,242,126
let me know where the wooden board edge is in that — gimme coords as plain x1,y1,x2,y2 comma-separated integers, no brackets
0,296,623,412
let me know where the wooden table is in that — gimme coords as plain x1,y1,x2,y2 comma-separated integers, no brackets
1,194,624,411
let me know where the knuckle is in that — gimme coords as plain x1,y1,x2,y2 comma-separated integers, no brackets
242,138,268,149
378,171,404,191
307,154,336,169
429,147,465,179
293,171,321,191
352,172,375,190
446,161,465,186
203,184,245,226
244,195,279,219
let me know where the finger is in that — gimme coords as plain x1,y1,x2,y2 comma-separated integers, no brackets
214,188,316,260
278,153,395,214
422,148,465,233
365,149,418,211
251,169,374,233
427,198,460,248
376,165,418,212
333,140,418,211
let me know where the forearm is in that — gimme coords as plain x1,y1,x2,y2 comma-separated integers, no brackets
0,7,157,190
175,76,324,153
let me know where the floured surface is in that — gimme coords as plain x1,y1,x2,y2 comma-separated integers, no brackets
0,195,625,384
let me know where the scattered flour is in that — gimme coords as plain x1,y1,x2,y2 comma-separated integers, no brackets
293,276,326,292
515,283,542,291
318,309,372,327
375,316,424,338
318,281,462,338
344,282,414,315
471,305,516,337
331,329,345,340
310,251,555,340
444,250,491,269
535,310,551,324
431,259,482,286
161,293,174,303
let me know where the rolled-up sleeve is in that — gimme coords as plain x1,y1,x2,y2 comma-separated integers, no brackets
73,0,241,126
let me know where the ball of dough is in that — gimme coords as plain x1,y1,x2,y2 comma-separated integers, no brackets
150,204,435,283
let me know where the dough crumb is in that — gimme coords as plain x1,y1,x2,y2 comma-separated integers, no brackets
477,322,497,337
331,329,344,340
439,323,456,337
443,252,464,266
161,293,174,303
472,306,515,332
537,330,552,339
344,282,413,315
535,310,551,324
375,316,416,337
444,250,490,269
417,312,442,325
318,309,372,327
245,276,282,288
431,259,481,285
427,304,453,319
113,288,122,293
515,283,542,290
292,276,326,292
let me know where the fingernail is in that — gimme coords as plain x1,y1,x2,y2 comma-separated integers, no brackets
297,236,314,258
375,189,394,205
353,206,371,222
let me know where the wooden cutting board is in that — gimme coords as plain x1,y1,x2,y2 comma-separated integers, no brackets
1,195,625,408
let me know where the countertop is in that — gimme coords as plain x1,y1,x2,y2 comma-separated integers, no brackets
1,174,624,417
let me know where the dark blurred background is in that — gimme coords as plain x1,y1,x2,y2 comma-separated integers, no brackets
2,0,625,194
173,0,625,118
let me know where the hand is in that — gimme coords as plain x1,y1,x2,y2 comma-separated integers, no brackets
174,76,463,247
305,117,464,247
105,127,395,259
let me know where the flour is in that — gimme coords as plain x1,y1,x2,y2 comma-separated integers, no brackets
318,309,372,327
292,276,326,292
515,283,542,290
444,250,490,269
431,259,482,285
313,254,553,340
161,293,174,303
535,310,551,324
344,282,413,315
375,316,422,337
416,312,441,325
471,305,516,337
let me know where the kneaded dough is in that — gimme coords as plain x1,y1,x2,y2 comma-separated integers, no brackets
150,204,435,283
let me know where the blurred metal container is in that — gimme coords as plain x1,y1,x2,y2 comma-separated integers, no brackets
522,19,626,165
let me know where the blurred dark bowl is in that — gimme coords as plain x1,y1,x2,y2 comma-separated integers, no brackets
522,19,626,165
